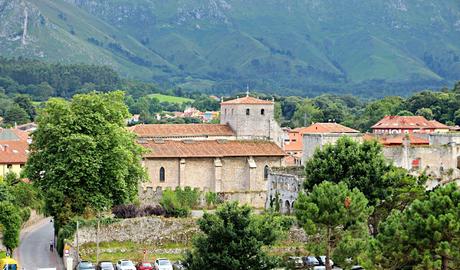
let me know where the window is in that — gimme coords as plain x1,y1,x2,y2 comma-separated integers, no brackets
159,167,165,182
264,165,270,180
7,164,12,169
231,109,234,115
225,109,227,115
246,108,250,115
261,109,265,115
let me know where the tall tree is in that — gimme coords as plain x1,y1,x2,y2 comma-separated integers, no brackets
25,91,145,227
184,202,280,270
0,202,22,255
304,137,425,234
372,184,460,269
13,95,36,121
295,182,372,270
3,103,29,126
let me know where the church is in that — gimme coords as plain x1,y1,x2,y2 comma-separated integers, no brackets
130,94,286,208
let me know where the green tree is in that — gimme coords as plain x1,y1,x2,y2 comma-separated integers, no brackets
397,110,414,116
304,137,425,234
0,202,22,255
372,184,460,269
14,95,36,120
291,100,323,127
184,202,280,270
415,107,434,120
295,182,372,270
25,91,145,228
3,103,29,126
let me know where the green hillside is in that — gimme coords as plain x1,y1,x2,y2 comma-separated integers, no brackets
149,94,193,104
1,0,460,97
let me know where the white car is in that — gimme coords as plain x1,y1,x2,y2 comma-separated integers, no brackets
155,258,173,270
116,260,136,270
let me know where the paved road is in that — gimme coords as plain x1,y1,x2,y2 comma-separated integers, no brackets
17,218,63,270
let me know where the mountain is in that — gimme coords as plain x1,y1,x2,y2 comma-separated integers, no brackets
1,0,460,97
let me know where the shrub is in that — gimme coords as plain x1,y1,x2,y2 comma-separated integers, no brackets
139,205,165,217
19,207,31,223
112,204,138,219
175,186,200,209
204,192,221,208
160,188,190,218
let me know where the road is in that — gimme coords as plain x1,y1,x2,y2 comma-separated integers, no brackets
16,218,64,270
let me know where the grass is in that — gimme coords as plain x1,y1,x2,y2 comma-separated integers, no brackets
80,241,188,263
148,94,194,104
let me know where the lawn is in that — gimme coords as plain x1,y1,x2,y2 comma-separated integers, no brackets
148,94,194,104
80,241,187,263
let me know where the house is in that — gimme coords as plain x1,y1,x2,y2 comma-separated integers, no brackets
286,123,359,165
371,116,450,134
0,128,30,178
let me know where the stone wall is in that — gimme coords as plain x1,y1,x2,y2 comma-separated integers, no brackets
73,217,199,246
266,167,304,214
142,156,283,208
302,133,363,164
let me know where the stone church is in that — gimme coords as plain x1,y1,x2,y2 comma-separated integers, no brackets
131,94,286,208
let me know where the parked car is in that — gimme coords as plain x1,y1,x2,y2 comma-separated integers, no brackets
116,260,136,270
302,256,320,268
172,261,185,270
287,256,304,269
154,259,173,270
97,262,114,270
317,256,334,267
136,262,154,270
76,261,96,270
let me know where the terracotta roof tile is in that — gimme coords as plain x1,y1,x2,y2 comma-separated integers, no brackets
130,124,235,138
142,140,286,158
221,96,273,105
298,123,359,134
0,140,29,164
364,133,429,146
284,140,303,152
371,116,450,130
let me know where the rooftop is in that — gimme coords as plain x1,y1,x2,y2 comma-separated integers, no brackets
221,96,273,105
298,123,360,134
364,133,429,146
371,116,450,130
142,140,286,158
0,140,29,164
130,124,235,138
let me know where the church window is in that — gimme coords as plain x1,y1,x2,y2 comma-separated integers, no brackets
264,165,270,180
231,109,234,115
246,108,250,115
261,109,265,115
159,167,165,182
225,109,227,115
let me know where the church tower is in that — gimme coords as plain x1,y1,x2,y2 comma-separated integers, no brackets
220,92,284,146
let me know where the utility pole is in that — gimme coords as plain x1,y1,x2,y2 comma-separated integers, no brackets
96,212,100,263
76,220,80,262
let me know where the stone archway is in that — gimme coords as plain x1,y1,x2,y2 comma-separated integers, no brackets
285,200,291,215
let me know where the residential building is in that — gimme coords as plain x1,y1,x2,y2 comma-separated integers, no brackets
371,116,450,134
0,128,29,178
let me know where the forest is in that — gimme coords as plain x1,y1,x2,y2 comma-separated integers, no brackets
1,58,459,131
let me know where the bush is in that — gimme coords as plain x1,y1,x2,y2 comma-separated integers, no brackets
139,205,165,217
112,204,138,219
19,207,31,223
205,192,221,208
10,182,44,211
160,188,190,218
175,186,200,209
112,204,166,218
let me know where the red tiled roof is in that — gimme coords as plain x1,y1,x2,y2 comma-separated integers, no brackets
371,116,449,130
284,140,303,152
142,140,286,158
298,123,359,134
221,96,273,105
364,134,429,146
130,124,235,138
0,140,29,164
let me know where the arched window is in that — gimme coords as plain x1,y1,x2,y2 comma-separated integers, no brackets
261,109,265,115
246,108,250,115
264,165,270,180
159,167,165,182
